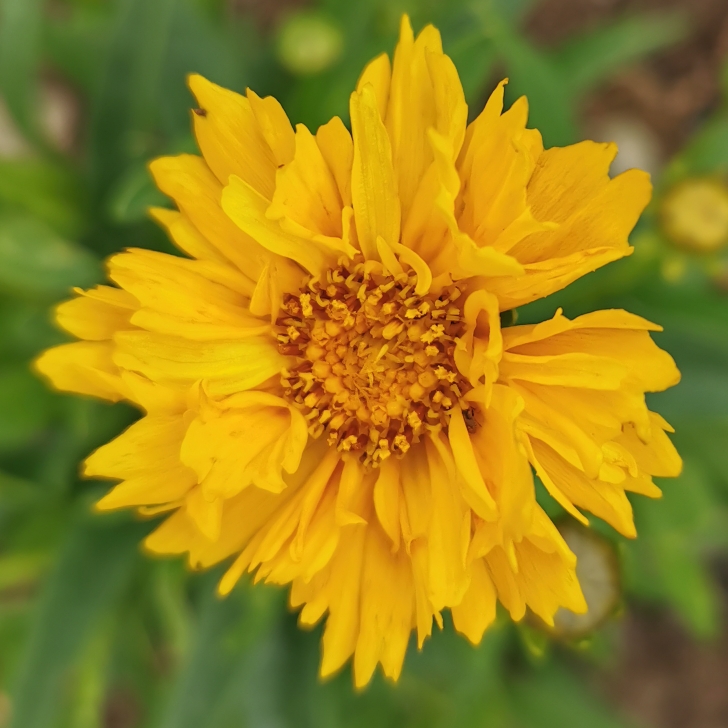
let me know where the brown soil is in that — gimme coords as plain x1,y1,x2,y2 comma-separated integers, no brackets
526,0,728,156
228,0,307,28
602,606,728,728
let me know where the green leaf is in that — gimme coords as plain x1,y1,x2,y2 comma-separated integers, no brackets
44,3,114,96
674,114,728,176
66,627,112,728
553,13,685,93
509,664,632,728
626,466,724,638
441,20,496,107
675,419,728,493
434,625,511,728
0,298,64,361
0,159,87,239
106,164,169,224
0,215,100,300
0,364,54,450
490,0,538,23
89,0,252,203
89,0,178,201
0,469,42,512
0,552,48,592
484,16,577,147
155,1,254,139
157,578,284,728
0,0,43,137
9,514,149,728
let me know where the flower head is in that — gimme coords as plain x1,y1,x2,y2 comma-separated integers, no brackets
36,16,681,686
661,177,728,254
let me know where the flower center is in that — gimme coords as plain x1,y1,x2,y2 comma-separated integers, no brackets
277,257,472,467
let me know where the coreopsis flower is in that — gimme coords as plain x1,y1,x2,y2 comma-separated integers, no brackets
658,176,728,282
661,177,728,254
36,17,681,686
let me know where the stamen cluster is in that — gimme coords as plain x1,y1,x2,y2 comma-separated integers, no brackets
277,257,471,467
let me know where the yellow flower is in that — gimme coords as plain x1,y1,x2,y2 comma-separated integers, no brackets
661,177,728,254
36,17,681,686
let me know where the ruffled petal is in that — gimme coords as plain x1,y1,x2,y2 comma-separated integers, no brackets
501,309,681,535
188,74,293,197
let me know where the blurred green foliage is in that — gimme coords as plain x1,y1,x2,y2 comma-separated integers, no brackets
0,0,726,726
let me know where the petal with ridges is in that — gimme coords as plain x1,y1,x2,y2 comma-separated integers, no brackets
350,83,401,260
188,74,278,196
222,174,332,275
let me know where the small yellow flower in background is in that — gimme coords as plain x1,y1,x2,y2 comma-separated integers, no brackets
655,177,728,283
36,17,681,687
661,177,728,254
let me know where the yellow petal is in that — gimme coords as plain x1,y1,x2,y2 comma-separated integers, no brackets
353,522,414,686
617,414,682,478
526,140,617,225
320,522,367,678
470,384,535,541
458,95,539,250
386,18,446,221
290,449,341,561
108,249,264,339
181,399,306,499
530,439,636,538
429,129,524,278
148,154,267,278
373,456,400,548
337,457,368,526
502,351,629,390
391,242,432,295
187,74,279,197
95,467,194,511
150,207,228,265
56,286,136,341
356,52,391,121
89,412,195,515
451,558,497,644
112,329,286,397
144,509,198,555
350,83,401,260
316,116,354,207
85,414,188,478
148,209,258,293
424,437,471,611
186,485,223,541
399,444,432,548
221,174,333,275
517,167,651,262
515,535,586,622
34,341,124,402
504,309,680,393
246,88,296,169
448,408,497,520
488,246,626,310
455,288,502,398
485,545,526,620
268,124,345,240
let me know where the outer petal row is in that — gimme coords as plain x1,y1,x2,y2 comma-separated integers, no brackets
500,309,681,537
